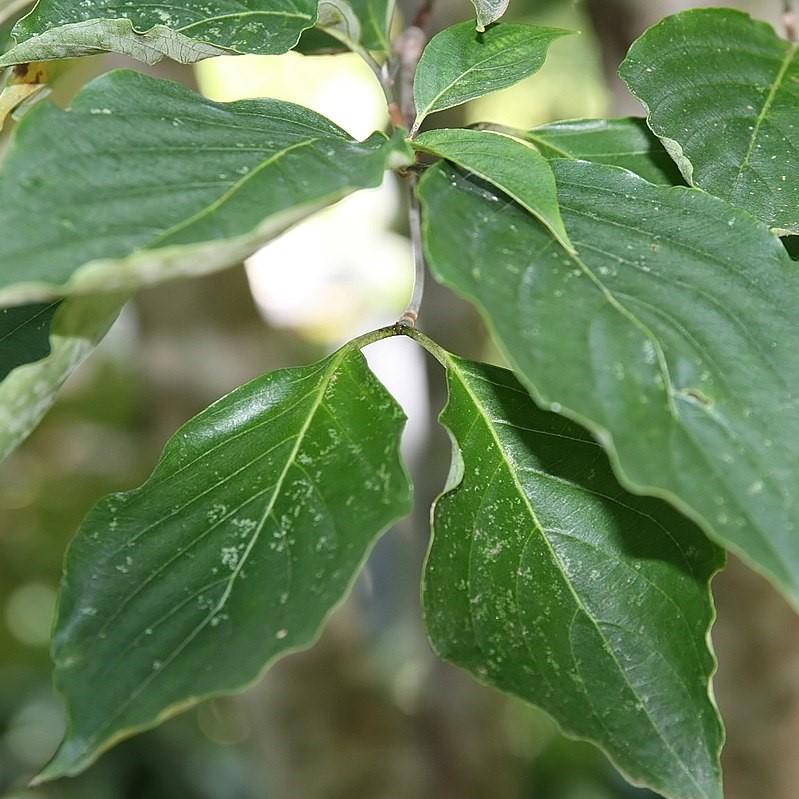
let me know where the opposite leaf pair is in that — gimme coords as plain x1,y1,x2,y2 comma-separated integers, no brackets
38,324,724,799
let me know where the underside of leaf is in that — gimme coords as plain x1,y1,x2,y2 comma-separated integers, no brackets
0,0,318,65
0,69,411,305
0,293,123,462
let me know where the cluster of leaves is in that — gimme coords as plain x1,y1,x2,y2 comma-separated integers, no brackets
0,1,797,797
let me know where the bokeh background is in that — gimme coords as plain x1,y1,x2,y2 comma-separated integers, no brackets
2,1,798,797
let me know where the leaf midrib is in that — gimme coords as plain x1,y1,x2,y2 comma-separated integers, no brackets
416,40,534,121
143,137,319,249
65,346,350,769
448,358,713,798
733,42,797,184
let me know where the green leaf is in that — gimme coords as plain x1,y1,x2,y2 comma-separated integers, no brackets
0,293,123,462
525,117,684,186
311,0,362,46
297,0,391,54
412,22,571,133
0,69,412,305
38,342,411,781
619,8,799,235
426,354,723,799
0,301,57,380
469,0,507,33
418,159,799,606
0,0,317,66
413,128,574,254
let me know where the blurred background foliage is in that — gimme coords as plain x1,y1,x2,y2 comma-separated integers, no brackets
2,1,798,798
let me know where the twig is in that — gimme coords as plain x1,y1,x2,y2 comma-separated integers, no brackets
412,0,435,32
784,0,797,41
392,25,426,130
400,172,426,327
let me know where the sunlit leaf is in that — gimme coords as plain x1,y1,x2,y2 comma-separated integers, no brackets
414,127,574,253
525,117,684,185
0,69,412,305
38,342,411,781
426,353,723,799
419,158,799,606
412,22,570,133
0,0,318,66
620,8,799,234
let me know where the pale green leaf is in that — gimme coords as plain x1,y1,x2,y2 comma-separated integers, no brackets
413,128,574,253
0,0,318,66
0,300,57,380
38,342,411,781
412,22,571,133
469,0,507,33
314,0,362,46
0,293,123,461
298,0,391,53
0,69,412,305
620,9,799,234
525,117,684,186
426,354,723,799
418,159,799,606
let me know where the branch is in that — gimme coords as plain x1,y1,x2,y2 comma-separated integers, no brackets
392,25,426,130
784,0,797,41
400,172,426,327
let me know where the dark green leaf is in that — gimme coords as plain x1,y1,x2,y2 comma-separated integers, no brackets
0,293,123,461
0,301,57,380
0,0,317,65
426,354,723,799
0,69,412,305
526,117,684,186
38,342,411,781
419,159,799,606
413,128,574,253
412,22,571,133
620,9,799,234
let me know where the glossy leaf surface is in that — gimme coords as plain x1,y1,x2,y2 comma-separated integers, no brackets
419,159,799,606
414,128,573,252
425,354,723,799
0,69,411,305
0,0,317,65
526,117,683,185
620,9,799,234
40,343,411,781
412,21,570,132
